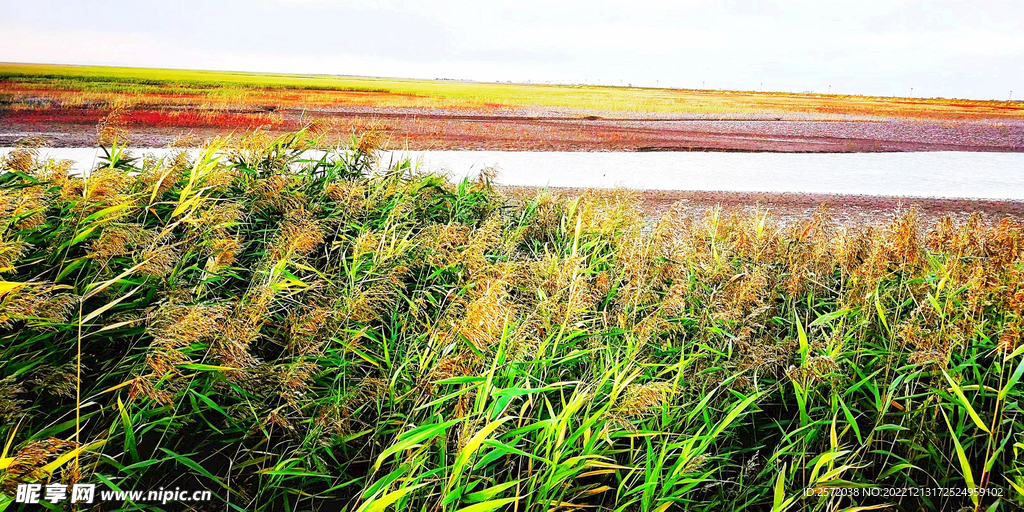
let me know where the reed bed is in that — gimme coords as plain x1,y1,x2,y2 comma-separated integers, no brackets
1,129,1023,511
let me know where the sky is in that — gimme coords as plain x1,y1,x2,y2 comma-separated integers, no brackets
1,0,1021,100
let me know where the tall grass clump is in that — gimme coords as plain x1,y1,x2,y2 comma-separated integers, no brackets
1,129,1023,511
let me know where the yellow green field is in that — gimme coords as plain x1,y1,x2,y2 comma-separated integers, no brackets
4,62,1023,117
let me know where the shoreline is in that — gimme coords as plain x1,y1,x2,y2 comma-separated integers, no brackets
500,186,1024,225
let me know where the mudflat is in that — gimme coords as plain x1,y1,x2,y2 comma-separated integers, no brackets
501,186,1024,226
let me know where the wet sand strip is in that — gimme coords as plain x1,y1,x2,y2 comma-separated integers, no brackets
499,186,1024,226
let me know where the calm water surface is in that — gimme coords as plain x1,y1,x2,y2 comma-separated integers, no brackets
3,148,1023,200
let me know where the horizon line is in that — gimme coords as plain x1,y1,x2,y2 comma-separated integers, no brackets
2,61,1019,104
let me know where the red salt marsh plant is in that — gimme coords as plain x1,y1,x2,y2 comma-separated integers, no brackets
1,129,1024,511
126,109,286,129
1,107,284,128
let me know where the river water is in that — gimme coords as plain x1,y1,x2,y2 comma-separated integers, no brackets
2,147,1023,200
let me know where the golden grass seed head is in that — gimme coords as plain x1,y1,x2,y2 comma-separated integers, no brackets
682,454,710,474
428,352,479,382
136,163,182,198
351,230,382,261
325,181,367,212
13,135,49,150
286,306,335,356
145,347,189,379
313,404,347,437
87,224,153,260
355,130,386,156
737,338,798,377
415,222,470,267
354,377,388,404
617,381,675,417
0,185,48,232
463,214,505,275
272,214,324,261
135,245,179,277
803,355,841,383
79,166,133,207
148,302,232,349
0,238,30,271
603,411,640,434
304,117,336,140
205,236,242,272
212,321,262,371
338,283,395,324
2,148,38,173
452,391,477,420
474,166,499,188
907,349,948,366
0,285,76,327
128,375,175,405
0,376,27,424
0,437,79,494
96,106,132,146
459,277,513,350
997,321,1020,354
257,409,299,438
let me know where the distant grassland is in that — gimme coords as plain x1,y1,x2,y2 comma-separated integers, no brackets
3,62,1024,117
